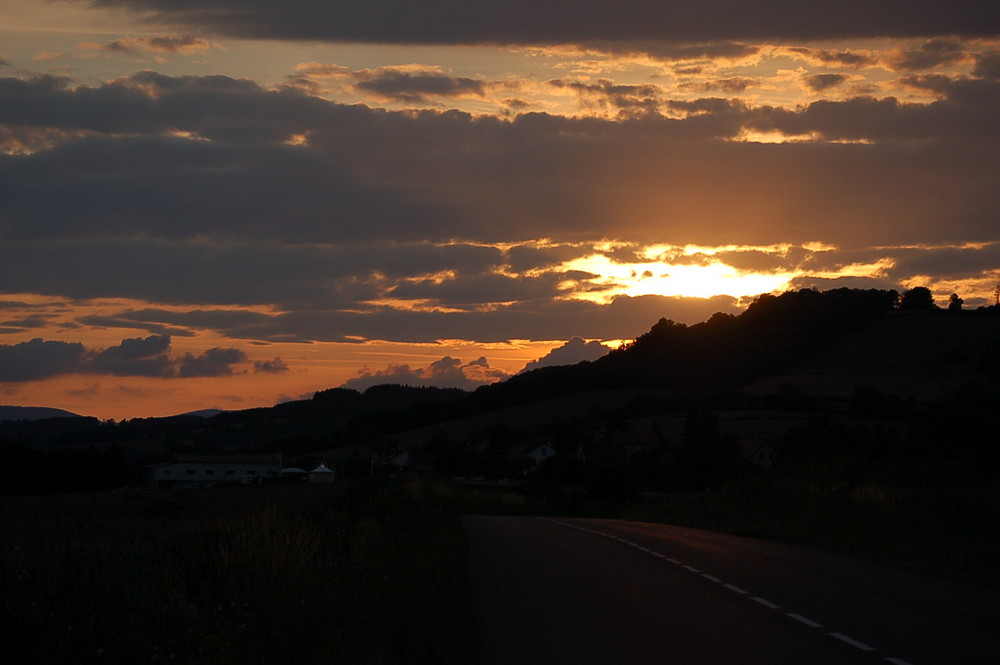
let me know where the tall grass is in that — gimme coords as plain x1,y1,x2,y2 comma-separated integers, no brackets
0,480,474,665
625,468,1000,584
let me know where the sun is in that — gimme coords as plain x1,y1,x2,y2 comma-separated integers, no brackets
558,252,798,302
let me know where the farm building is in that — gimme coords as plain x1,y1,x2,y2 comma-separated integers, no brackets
143,454,283,488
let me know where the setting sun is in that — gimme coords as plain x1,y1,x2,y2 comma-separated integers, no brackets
560,252,798,302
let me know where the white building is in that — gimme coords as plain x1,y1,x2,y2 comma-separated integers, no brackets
308,463,336,483
144,454,282,488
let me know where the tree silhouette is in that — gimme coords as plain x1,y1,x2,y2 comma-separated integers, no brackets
948,293,964,312
899,286,936,311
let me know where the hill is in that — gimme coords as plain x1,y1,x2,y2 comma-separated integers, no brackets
3,288,999,491
0,406,83,422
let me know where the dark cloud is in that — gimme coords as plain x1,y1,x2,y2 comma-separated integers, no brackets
62,294,740,345
713,250,793,272
389,272,569,307
0,338,85,381
354,70,486,103
888,243,1000,280
3,72,997,254
745,92,1000,141
95,35,214,55
973,51,1000,78
85,1,1000,44
341,355,509,391
504,243,589,273
803,73,848,92
893,39,968,71
901,74,1000,106
1,68,998,349
520,336,611,373
784,47,877,68
549,79,662,115
77,314,196,337
0,316,51,329
177,347,248,377
0,334,253,382
254,357,290,374
584,41,759,61
678,78,757,94
88,334,173,377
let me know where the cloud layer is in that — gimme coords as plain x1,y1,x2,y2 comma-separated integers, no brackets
88,1,1000,44
2,1,998,414
341,356,509,391
0,335,252,382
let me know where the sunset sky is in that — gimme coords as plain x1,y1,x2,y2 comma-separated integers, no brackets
2,0,999,419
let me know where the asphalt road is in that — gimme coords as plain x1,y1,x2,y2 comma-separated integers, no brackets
463,515,1000,665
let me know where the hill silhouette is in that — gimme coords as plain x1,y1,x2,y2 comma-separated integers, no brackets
3,287,1000,494
472,287,967,405
0,405,83,422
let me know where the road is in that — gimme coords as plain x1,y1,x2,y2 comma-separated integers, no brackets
463,515,1000,665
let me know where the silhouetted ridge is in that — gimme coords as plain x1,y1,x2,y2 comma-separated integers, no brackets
475,288,901,402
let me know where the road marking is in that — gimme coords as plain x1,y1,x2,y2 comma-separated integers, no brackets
787,613,823,628
752,596,781,609
829,633,876,651
539,517,915,665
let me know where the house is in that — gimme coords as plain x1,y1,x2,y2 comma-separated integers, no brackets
144,453,282,488
527,443,557,467
741,440,777,468
308,463,335,483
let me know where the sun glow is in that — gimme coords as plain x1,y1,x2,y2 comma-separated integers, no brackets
560,253,797,302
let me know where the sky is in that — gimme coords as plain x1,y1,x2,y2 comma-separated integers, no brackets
1,0,998,419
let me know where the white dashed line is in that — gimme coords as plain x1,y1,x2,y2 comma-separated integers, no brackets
752,596,782,609
539,518,915,665
787,613,823,628
829,633,876,651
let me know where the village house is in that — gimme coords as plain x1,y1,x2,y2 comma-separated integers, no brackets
527,443,557,467
741,440,778,468
143,453,283,488
308,463,336,483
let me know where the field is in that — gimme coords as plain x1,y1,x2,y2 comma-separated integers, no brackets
0,481,474,665
3,463,997,665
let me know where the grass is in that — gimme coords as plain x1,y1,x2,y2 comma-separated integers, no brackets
0,480,474,665
623,467,1000,584
5,468,993,665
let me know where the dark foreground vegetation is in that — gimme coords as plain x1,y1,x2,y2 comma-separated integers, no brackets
0,481,474,665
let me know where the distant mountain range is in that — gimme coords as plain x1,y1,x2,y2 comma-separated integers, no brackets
0,406,84,422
